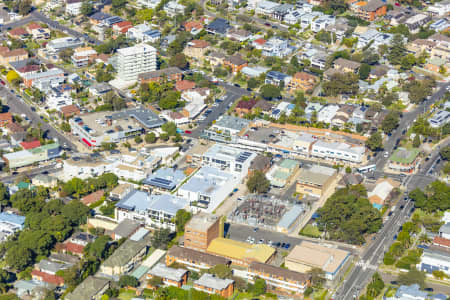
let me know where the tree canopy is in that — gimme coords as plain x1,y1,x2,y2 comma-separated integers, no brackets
316,185,382,244
246,171,270,194
381,111,399,134
322,73,359,96
409,180,450,213
366,131,383,151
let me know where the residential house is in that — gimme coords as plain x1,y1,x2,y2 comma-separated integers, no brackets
112,21,133,36
100,232,151,277
147,263,188,287
248,262,311,295
234,99,258,116
31,259,69,286
0,113,13,127
367,178,400,209
351,0,387,21
312,15,335,33
405,14,432,33
205,51,226,68
184,21,203,35
265,70,291,86
112,219,141,240
175,80,196,92
127,24,161,43
138,67,182,84
184,40,210,61
385,284,428,300
224,55,248,73
331,105,355,128
271,4,294,21
288,71,317,92
333,58,361,73
0,48,28,66
226,28,252,42
262,37,292,57
60,104,80,119
8,27,29,39
206,18,231,35
65,276,110,300
164,1,186,17
194,274,234,298
71,47,98,68
417,248,450,276
0,212,26,242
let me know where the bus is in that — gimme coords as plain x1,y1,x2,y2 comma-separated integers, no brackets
357,164,376,174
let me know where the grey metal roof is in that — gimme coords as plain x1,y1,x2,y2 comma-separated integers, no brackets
440,223,450,235
194,273,234,290
111,107,165,129
102,235,150,268
65,276,110,300
148,263,188,282
113,219,141,238
277,204,304,229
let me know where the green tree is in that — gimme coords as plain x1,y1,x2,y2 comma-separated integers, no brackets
118,275,139,288
247,78,260,90
145,132,157,143
381,111,399,134
307,267,326,287
388,34,406,65
366,131,383,151
148,275,163,287
366,272,385,298
322,73,359,96
397,268,427,289
58,48,74,63
5,246,33,270
260,84,281,100
17,0,32,15
169,53,188,69
61,122,71,133
400,54,416,70
440,146,450,160
112,0,127,10
151,228,172,250
162,122,177,136
80,0,94,15
251,278,266,296
134,135,143,144
359,63,371,80
246,171,270,194
84,235,111,260
413,134,421,148
208,264,233,279
175,209,192,233
136,8,154,22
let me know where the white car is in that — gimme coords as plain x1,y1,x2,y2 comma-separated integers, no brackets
384,151,389,158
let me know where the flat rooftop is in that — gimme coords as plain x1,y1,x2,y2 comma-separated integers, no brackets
73,107,164,137
286,241,350,274
297,165,336,186
186,212,219,231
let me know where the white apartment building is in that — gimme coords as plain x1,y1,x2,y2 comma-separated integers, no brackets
137,0,160,8
202,144,256,173
46,93,73,111
311,140,365,163
312,15,335,33
317,105,339,123
115,44,156,82
65,0,82,15
428,0,450,16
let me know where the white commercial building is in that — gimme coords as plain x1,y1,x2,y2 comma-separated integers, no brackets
65,0,82,15
311,140,365,163
202,144,256,174
115,44,157,82
177,166,242,213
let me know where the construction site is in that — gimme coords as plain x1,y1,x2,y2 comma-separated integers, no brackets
228,194,294,231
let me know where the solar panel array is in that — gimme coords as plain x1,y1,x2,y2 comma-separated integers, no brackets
148,177,176,190
236,151,252,163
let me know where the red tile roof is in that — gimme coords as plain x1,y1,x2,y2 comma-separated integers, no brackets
60,105,80,117
184,21,203,32
188,39,210,48
1,48,27,58
8,27,28,36
31,270,64,286
176,80,196,91
27,23,42,30
81,189,105,205
236,99,258,110
434,236,450,248
0,112,13,122
63,242,85,254
20,140,41,150
253,38,266,45
18,65,40,74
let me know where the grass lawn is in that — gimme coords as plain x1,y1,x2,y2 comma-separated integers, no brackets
313,289,328,300
118,290,137,300
300,224,322,238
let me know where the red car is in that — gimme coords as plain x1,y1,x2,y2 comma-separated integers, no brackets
395,2,400,6
184,130,192,134
0,80,5,85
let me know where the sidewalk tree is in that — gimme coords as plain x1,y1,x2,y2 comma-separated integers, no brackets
397,268,426,289
145,132,157,143
381,111,399,134
366,132,383,151
247,171,270,194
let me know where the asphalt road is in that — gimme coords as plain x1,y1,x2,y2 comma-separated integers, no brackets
372,82,450,171
336,199,414,300
0,165,62,184
188,82,250,138
2,11,101,45
0,84,76,150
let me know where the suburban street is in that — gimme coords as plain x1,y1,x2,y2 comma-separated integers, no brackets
0,164,62,184
1,11,101,45
0,84,76,150
336,199,414,300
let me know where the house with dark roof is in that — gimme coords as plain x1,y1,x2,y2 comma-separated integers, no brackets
248,155,272,176
333,58,361,73
138,67,182,84
224,55,248,73
234,99,258,116
65,276,110,300
206,18,231,35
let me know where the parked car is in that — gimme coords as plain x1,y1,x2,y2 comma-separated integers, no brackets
184,130,192,134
